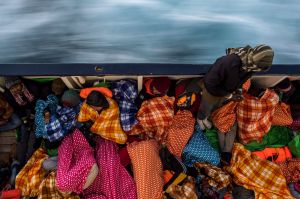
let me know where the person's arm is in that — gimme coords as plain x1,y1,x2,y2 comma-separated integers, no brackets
204,56,229,97
223,55,245,93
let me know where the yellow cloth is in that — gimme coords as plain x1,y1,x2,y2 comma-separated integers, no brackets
16,148,48,197
78,98,127,144
226,143,294,199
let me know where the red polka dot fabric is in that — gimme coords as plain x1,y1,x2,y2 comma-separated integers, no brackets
83,137,137,199
56,129,97,194
127,140,163,199
166,110,195,158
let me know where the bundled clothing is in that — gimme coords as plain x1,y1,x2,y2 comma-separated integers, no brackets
111,80,139,132
130,96,175,143
288,133,300,157
127,140,163,199
137,77,171,106
5,77,34,106
182,125,220,167
166,110,195,158
56,129,98,194
237,89,279,144
211,79,251,133
226,143,293,199
164,176,197,199
211,101,237,133
272,102,293,126
245,126,293,152
15,148,48,197
252,146,292,163
35,95,78,142
83,137,137,199
38,171,80,199
77,98,127,144
277,158,300,183
174,78,201,115
194,162,232,190
204,128,220,152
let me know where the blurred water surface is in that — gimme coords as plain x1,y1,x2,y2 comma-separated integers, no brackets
0,0,299,63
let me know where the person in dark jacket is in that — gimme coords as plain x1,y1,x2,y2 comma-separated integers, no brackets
197,44,274,130
0,93,22,132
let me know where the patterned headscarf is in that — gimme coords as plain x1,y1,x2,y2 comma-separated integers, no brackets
35,95,59,138
35,94,77,142
226,44,274,72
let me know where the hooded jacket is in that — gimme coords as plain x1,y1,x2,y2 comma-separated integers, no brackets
204,54,252,97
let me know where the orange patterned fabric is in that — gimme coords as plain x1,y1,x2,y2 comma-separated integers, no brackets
127,140,163,199
129,96,175,143
272,102,293,126
211,101,238,133
226,143,293,199
211,79,251,134
80,87,113,99
16,148,48,197
237,89,279,144
166,110,195,158
77,98,127,144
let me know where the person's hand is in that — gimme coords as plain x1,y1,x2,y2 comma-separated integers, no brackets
227,89,244,102
197,118,212,130
44,111,50,124
230,93,244,102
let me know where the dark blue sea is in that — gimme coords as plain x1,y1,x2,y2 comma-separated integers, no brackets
0,0,299,64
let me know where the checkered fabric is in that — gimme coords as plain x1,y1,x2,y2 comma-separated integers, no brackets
211,101,238,133
211,80,251,133
166,110,195,158
182,125,220,167
194,162,232,190
226,143,293,199
45,116,64,142
16,148,48,197
35,95,77,142
111,80,138,132
166,176,197,199
272,102,293,126
56,105,77,132
83,137,137,199
56,129,97,194
237,89,279,144
129,96,175,143
38,171,80,199
77,98,127,144
127,140,164,199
